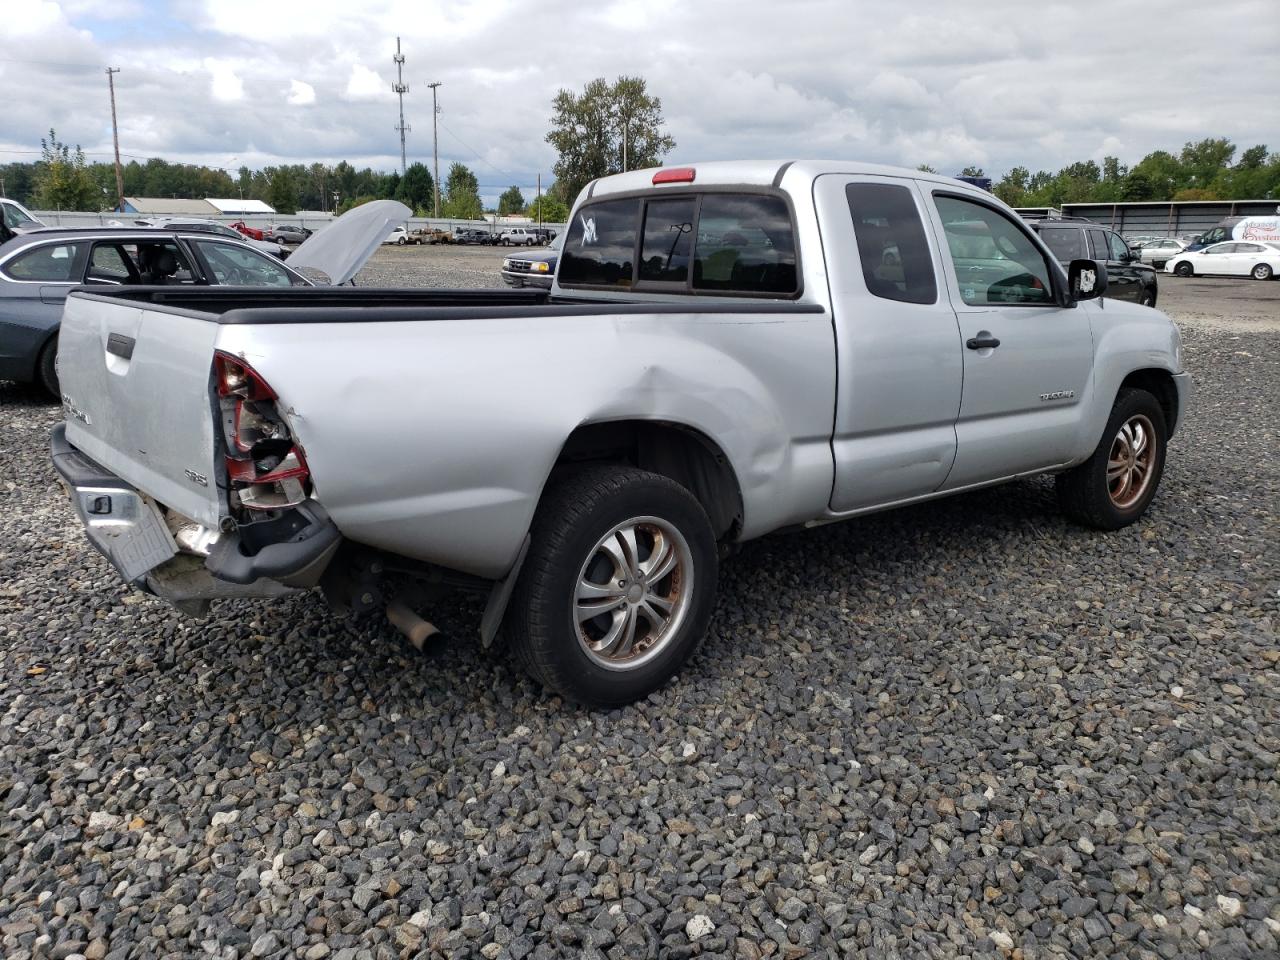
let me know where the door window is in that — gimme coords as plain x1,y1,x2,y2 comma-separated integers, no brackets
845,183,936,304
1237,243,1264,253
1088,230,1110,260
1108,233,1130,261
1204,244,1233,255
1039,226,1086,261
935,196,1054,306
87,244,135,283
192,240,294,285
2,242,84,281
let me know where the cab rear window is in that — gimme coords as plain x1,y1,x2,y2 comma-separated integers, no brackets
560,191,799,297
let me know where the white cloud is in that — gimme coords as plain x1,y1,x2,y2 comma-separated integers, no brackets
344,63,388,101
288,80,316,106
205,59,244,102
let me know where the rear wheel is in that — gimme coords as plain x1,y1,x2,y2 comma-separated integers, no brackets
1174,262,1193,277
505,465,718,707
37,335,59,399
1251,263,1273,281
397,236,406,245
1056,388,1167,530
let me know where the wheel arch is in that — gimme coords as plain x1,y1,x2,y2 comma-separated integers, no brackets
549,419,745,541
1119,368,1179,437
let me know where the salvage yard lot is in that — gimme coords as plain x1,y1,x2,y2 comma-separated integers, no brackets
0,263,1276,958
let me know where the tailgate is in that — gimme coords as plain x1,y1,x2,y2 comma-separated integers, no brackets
58,292,224,527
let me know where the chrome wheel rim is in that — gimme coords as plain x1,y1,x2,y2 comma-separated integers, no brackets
573,516,693,671
1107,414,1157,509
1254,265,1270,279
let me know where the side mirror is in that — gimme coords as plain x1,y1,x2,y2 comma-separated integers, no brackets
1068,258,1108,302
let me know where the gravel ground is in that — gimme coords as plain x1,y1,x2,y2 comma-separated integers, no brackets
0,264,1277,959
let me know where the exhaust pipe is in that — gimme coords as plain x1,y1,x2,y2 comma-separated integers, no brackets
386,597,440,650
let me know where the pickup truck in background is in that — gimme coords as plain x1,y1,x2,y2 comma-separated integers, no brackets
51,161,1190,706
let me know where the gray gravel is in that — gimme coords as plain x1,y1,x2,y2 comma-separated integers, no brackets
1,265,1277,959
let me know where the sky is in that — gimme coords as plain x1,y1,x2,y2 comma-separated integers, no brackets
2,0,1278,207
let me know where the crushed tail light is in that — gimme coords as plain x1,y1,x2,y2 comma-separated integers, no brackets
214,351,310,512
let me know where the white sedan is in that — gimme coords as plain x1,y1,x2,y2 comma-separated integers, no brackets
1137,237,1188,268
1165,241,1279,280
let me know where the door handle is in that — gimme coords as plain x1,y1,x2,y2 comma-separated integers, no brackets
966,334,1000,350
106,333,136,360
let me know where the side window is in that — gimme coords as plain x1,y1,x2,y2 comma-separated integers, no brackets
844,182,936,304
1108,233,1130,261
87,243,134,283
1202,227,1227,244
638,197,695,284
692,194,796,294
1237,243,1263,253
934,195,1054,306
1206,244,1232,255
134,241,196,284
559,198,640,287
193,241,294,286
1088,230,1110,260
3,242,84,281
1040,227,1086,261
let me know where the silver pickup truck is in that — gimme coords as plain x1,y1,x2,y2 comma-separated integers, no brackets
52,160,1190,706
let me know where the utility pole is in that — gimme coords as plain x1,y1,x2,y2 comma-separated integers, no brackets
428,81,442,217
536,173,541,228
106,67,124,210
391,37,409,175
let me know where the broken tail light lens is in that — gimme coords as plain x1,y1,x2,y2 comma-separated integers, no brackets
214,351,310,512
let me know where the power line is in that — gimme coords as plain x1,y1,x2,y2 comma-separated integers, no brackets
437,119,519,182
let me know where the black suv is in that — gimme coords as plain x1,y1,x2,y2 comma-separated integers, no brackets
1026,217,1158,307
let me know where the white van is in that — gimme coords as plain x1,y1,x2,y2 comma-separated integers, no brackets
1188,213,1280,250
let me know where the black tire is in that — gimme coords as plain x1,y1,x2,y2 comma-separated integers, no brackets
505,465,718,707
37,335,59,399
1056,387,1167,531
397,236,406,246
1141,288,1157,307
1251,263,1273,281
1174,262,1193,277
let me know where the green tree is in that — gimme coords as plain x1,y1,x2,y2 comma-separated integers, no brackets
1179,137,1234,190
959,166,985,178
442,162,483,219
526,194,570,223
267,167,298,213
546,75,675,203
35,129,100,210
993,166,1030,205
916,164,938,174
395,163,434,213
498,185,526,216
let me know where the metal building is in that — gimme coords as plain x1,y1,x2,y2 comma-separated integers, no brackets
1015,199,1279,240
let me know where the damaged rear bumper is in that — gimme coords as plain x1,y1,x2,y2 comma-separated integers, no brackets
51,423,341,613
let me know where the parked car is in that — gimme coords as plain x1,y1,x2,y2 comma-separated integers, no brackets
140,218,288,259
501,233,563,289
499,226,539,246
1136,237,1189,269
228,220,266,242
454,228,494,245
0,198,45,243
383,225,419,245
0,200,408,396
50,161,1188,707
1025,216,1159,306
266,224,312,244
412,227,452,244
1164,240,1280,280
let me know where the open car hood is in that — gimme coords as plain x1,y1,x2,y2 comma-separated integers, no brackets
286,200,411,285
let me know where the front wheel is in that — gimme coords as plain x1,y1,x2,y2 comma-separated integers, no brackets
1056,388,1168,530
1252,263,1273,281
397,237,406,246
505,465,718,707
1174,262,1193,277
